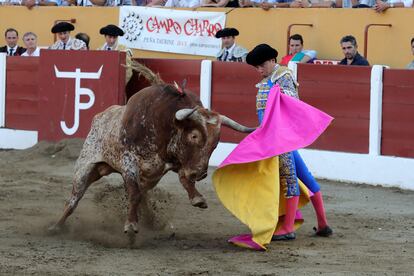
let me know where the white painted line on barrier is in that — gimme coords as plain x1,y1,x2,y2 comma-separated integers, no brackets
0,53,6,127
199,60,212,109
369,65,385,156
0,129,38,150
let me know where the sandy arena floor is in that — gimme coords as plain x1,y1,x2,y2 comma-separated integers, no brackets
0,139,413,275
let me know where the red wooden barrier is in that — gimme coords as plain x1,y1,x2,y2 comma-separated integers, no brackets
297,64,371,153
210,61,261,143
5,57,40,131
126,58,201,100
382,69,414,158
128,61,373,153
7,56,414,159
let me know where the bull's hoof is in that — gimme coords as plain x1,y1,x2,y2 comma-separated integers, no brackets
124,222,139,234
47,224,64,235
191,196,208,209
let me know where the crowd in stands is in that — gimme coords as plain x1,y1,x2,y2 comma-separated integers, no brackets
0,0,413,9
1,25,413,69
0,23,134,80
1,23,130,55
215,27,413,68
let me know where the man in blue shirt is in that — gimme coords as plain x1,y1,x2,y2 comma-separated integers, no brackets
339,35,370,66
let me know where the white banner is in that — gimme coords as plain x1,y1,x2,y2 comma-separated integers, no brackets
119,7,226,57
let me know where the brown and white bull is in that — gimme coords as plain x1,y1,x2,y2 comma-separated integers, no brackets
50,71,255,235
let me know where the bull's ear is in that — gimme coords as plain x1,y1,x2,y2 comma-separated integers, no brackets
181,78,187,90
174,81,184,95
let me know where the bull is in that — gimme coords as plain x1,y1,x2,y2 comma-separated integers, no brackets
50,64,255,235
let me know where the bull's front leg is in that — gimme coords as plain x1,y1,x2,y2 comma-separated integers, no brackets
179,172,208,209
123,173,141,234
121,153,142,234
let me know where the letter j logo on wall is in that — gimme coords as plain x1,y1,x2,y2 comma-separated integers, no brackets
54,65,103,135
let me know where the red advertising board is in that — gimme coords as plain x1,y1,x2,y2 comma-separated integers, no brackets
313,59,340,65
38,50,126,141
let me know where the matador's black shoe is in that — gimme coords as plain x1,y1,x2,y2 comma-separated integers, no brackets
272,232,296,241
313,226,333,237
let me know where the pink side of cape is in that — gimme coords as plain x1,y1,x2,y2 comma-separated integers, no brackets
219,85,333,168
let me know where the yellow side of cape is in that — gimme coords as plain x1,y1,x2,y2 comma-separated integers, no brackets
213,156,310,247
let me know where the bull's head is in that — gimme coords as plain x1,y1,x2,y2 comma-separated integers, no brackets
174,107,255,182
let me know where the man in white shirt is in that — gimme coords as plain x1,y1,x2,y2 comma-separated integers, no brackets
21,32,40,57
215,28,248,63
49,22,87,50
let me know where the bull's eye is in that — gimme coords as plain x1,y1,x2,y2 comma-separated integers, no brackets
187,130,203,145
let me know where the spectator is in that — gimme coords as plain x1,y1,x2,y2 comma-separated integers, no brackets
280,34,317,66
21,32,40,57
203,0,239,7
0,0,23,5
339,35,369,66
22,0,64,8
133,0,150,4
49,22,87,50
349,0,375,8
239,0,292,9
98,24,131,53
98,24,133,83
289,0,336,8
75,0,134,6
146,0,166,6
165,0,202,7
373,0,413,12
215,28,248,62
0,28,26,56
407,37,414,70
75,33,90,50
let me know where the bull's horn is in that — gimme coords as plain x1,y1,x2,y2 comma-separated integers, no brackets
220,115,257,133
175,108,197,121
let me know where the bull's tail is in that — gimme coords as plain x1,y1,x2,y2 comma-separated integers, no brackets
128,60,164,85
